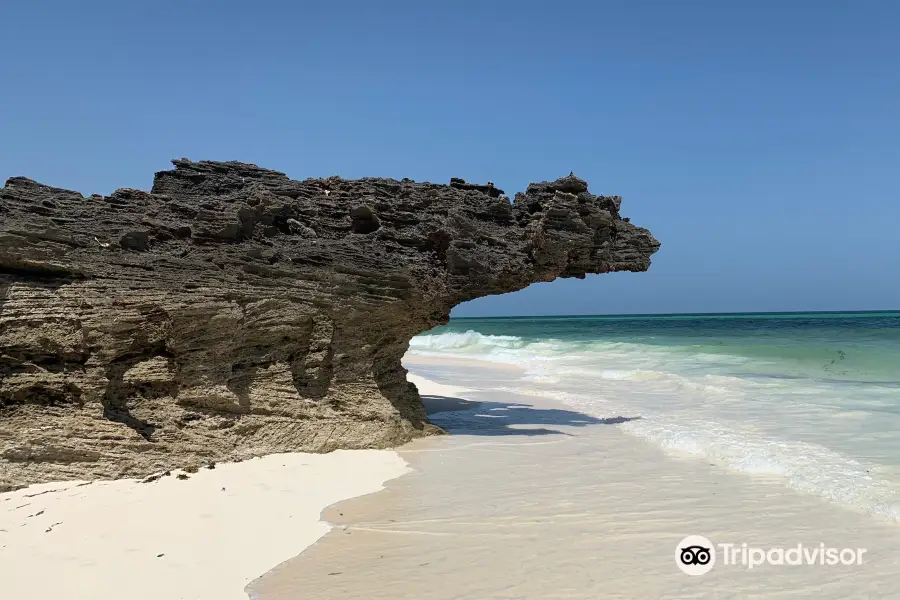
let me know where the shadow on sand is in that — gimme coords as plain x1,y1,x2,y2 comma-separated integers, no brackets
422,394,641,437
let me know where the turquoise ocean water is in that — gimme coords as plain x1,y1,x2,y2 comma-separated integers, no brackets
408,312,900,521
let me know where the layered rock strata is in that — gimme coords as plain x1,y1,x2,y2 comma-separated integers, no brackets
0,160,659,489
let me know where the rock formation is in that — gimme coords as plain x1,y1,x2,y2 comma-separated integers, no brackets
0,159,660,490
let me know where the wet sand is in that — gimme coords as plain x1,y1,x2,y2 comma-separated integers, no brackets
251,357,900,599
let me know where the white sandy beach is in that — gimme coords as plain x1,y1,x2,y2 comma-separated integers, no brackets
0,450,409,600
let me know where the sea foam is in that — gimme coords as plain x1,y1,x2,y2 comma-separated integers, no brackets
408,327,900,522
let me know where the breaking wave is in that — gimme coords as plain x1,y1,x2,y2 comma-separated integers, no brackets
407,326,900,522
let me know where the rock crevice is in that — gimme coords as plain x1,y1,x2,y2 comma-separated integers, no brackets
0,159,660,490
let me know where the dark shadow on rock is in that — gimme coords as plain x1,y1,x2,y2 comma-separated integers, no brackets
226,364,253,413
421,394,641,437
101,350,173,441
0,279,9,314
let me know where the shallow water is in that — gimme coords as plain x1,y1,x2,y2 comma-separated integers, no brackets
409,312,900,521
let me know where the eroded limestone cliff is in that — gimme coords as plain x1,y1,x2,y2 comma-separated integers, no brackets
0,160,659,490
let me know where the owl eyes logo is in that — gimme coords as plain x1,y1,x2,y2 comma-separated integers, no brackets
681,545,712,565
676,535,716,575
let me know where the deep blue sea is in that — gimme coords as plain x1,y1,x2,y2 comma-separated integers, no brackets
408,312,900,520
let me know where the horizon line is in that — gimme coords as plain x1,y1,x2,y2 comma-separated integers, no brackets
450,309,900,319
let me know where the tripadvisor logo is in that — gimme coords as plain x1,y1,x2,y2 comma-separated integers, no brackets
675,536,867,575
676,535,715,575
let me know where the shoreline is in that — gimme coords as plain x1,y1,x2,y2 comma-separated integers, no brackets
0,450,409,600
5,355,900,599
251,356,900,599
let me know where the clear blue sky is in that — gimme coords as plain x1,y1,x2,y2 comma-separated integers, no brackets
2,1,898,316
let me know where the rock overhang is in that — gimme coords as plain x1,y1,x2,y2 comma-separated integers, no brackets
0,159,659,489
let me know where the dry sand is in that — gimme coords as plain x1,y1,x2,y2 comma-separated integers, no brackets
0,450,409,600
251,357,900,600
